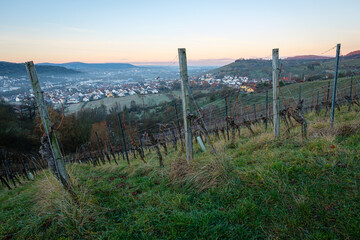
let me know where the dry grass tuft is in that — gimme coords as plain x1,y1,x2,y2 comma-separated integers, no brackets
246,131,273,150
168,156,233,191
336,122,360,137
33,170,102,236
309,119,360,138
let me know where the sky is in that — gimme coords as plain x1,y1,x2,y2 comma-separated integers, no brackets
0,0,359,65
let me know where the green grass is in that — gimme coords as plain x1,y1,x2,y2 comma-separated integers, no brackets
1,106,360,239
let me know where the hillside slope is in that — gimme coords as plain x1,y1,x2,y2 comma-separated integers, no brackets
209,54,360,80
38,62,139,70
1,105,359,239
0,61,80,76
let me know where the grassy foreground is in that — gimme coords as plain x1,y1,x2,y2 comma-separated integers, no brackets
1,106,360,239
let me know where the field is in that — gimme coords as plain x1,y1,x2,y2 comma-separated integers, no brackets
65,91,183,114
1,105,359,239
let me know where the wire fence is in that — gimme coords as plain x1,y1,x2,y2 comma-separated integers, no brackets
2,54,360,190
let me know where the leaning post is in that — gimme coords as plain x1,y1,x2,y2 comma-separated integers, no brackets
330,43,341,128
25,61,71,188
178,48,193,163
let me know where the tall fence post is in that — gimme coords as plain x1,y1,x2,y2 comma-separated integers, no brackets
25,61,71,187
178,48,193,163
330,43,341,128
225,96,229,141
326,81,330,101
253,104,257,122
137,125,144,158
117,113,130,165
349,77,353,111
272,49,280,138
174,102,183,148
95,131,105,164
317,91,320,105
265,90,268,130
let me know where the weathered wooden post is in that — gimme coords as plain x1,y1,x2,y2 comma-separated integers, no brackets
171,127,178,151
137,125,145,159
225,96,230,141
327,81,331,101
86,143,96,166
272,49,280,138
117,113,130,165
349,77,353,111
317,91,320,105
25,61,72,189
265,90,268,130
253,104,257,122
178,48,193,163
174,102,183,148
95,132,106,164
330,43,341,128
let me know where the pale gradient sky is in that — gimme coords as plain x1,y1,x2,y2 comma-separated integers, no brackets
0,0,359,65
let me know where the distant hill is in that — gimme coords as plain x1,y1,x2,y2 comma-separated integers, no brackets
39,62,139,70
286,55,332,60
207,53,360,81
0,61,80,76
346,50,360,56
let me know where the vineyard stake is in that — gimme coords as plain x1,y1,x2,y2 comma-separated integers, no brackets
265,90,268,130
272,49,280,138
117,113,130,165
225,96,229,141
349,77,353,111
25,61,71,189
174,102,183,149
330,43,341,128
95,132,105,164
178,48,193,163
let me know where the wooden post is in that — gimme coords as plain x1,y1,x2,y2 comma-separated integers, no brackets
298,85,302,103
137,125,145,158
253,104,257,121
95,132,105,164
174,102,183,148
272,49,280,138
2,150,16,187
225,96,229,141
117,113,130,165
86,143,96,166
81,145,87,163
327,81,330,101
178,48,193,163
25,61,71,187
240,105,243,121
330,43,341,128
171,127,178,151
265,90,268,130
349,77,353,111
317,91,320,105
